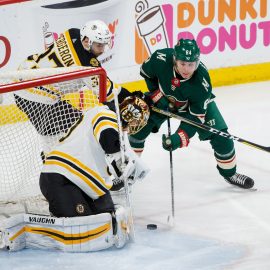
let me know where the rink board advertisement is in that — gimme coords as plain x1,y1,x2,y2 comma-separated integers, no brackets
0,0,270,85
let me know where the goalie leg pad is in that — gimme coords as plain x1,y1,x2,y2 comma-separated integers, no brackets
1,213,115,252
110,186,127,207
0,214,26,251
113,205,131,248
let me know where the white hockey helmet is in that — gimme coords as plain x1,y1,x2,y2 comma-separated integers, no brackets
80,20,111,49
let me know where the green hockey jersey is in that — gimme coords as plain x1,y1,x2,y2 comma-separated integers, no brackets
140,48,215,123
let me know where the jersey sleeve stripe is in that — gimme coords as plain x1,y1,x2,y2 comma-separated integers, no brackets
25,88,60,100
93,121,118,141
64,30,82,66
91,111,117,126
45,159,106,197
106,92,114,102
92,115,117,131
106,78,113,95
188,107,206,122
50,151,109,187
105,78,117,102
46,151,112,195
35,45,54,63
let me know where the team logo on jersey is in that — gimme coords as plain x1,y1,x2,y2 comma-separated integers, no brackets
167,96,188,111
171,78,180,87
90,58,99,67
168,96,176,104
76,204,85,214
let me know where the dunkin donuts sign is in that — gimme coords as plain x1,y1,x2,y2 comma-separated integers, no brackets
134,0,269,64
0,36,11,68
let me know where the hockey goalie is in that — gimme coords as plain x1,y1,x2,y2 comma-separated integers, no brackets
0,95,150,252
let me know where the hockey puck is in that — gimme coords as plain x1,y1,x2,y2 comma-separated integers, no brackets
147,224,157,230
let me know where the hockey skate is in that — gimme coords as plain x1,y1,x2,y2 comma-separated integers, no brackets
224,173,254,189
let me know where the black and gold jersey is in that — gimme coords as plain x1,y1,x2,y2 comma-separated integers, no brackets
17,28,122,103
19,28,101,69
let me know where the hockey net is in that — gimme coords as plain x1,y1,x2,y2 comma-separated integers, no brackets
0,66,107,215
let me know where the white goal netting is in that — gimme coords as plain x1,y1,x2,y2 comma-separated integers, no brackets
0,67,107,214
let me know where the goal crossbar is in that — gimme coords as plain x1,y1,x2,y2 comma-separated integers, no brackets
0,67,107,103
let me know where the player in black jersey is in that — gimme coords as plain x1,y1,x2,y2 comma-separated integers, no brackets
14,20,131,158
14,20,112,137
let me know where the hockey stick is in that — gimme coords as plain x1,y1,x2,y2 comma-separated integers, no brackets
167,117,175,227
113,89,135,241
152,107,270,153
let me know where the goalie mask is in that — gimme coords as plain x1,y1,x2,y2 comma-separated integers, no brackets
119,96,150,135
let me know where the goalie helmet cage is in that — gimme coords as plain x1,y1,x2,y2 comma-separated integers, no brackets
0,66,107,209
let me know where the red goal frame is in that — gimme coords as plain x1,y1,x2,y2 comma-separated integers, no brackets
0,67,107,103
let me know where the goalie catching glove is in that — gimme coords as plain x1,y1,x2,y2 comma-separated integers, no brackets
105,152,135,182
105,150,148,185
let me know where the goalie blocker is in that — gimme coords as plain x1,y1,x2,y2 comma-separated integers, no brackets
0,205,130,252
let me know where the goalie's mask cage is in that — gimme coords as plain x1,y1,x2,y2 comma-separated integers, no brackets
0,67,107,209
119,96,150,135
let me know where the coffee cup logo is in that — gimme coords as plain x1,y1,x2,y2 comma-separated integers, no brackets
136,6,169,55
42,22,58,50
44,32,54,48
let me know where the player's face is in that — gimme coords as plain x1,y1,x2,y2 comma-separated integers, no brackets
174,60,197,79
91,42,106,57
82,37,91,51
82,38,106,57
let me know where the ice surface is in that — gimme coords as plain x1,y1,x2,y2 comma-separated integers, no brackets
1,81,270,270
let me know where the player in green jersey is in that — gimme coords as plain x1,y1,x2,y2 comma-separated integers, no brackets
129,38,254,189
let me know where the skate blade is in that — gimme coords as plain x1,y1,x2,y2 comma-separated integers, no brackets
229,186,257,192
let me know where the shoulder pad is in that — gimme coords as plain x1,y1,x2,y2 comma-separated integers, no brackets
193,62,212,93
67,28,80,39
196,62,210,80
153,48,174,64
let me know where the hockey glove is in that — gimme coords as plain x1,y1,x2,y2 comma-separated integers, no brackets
105,152,136,182
146,89,169,110
162,129,190,151
105,150,149,185
131,91,153,107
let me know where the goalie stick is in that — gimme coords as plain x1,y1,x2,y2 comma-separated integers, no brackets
113,89,135,241
152,107,270,153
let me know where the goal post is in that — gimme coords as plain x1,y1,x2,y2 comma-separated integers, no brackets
0,66,107,208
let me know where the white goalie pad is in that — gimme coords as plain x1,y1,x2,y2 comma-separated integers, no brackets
114,205,131,248
0,207,131,252
0,213,115,252
110,184,127,206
